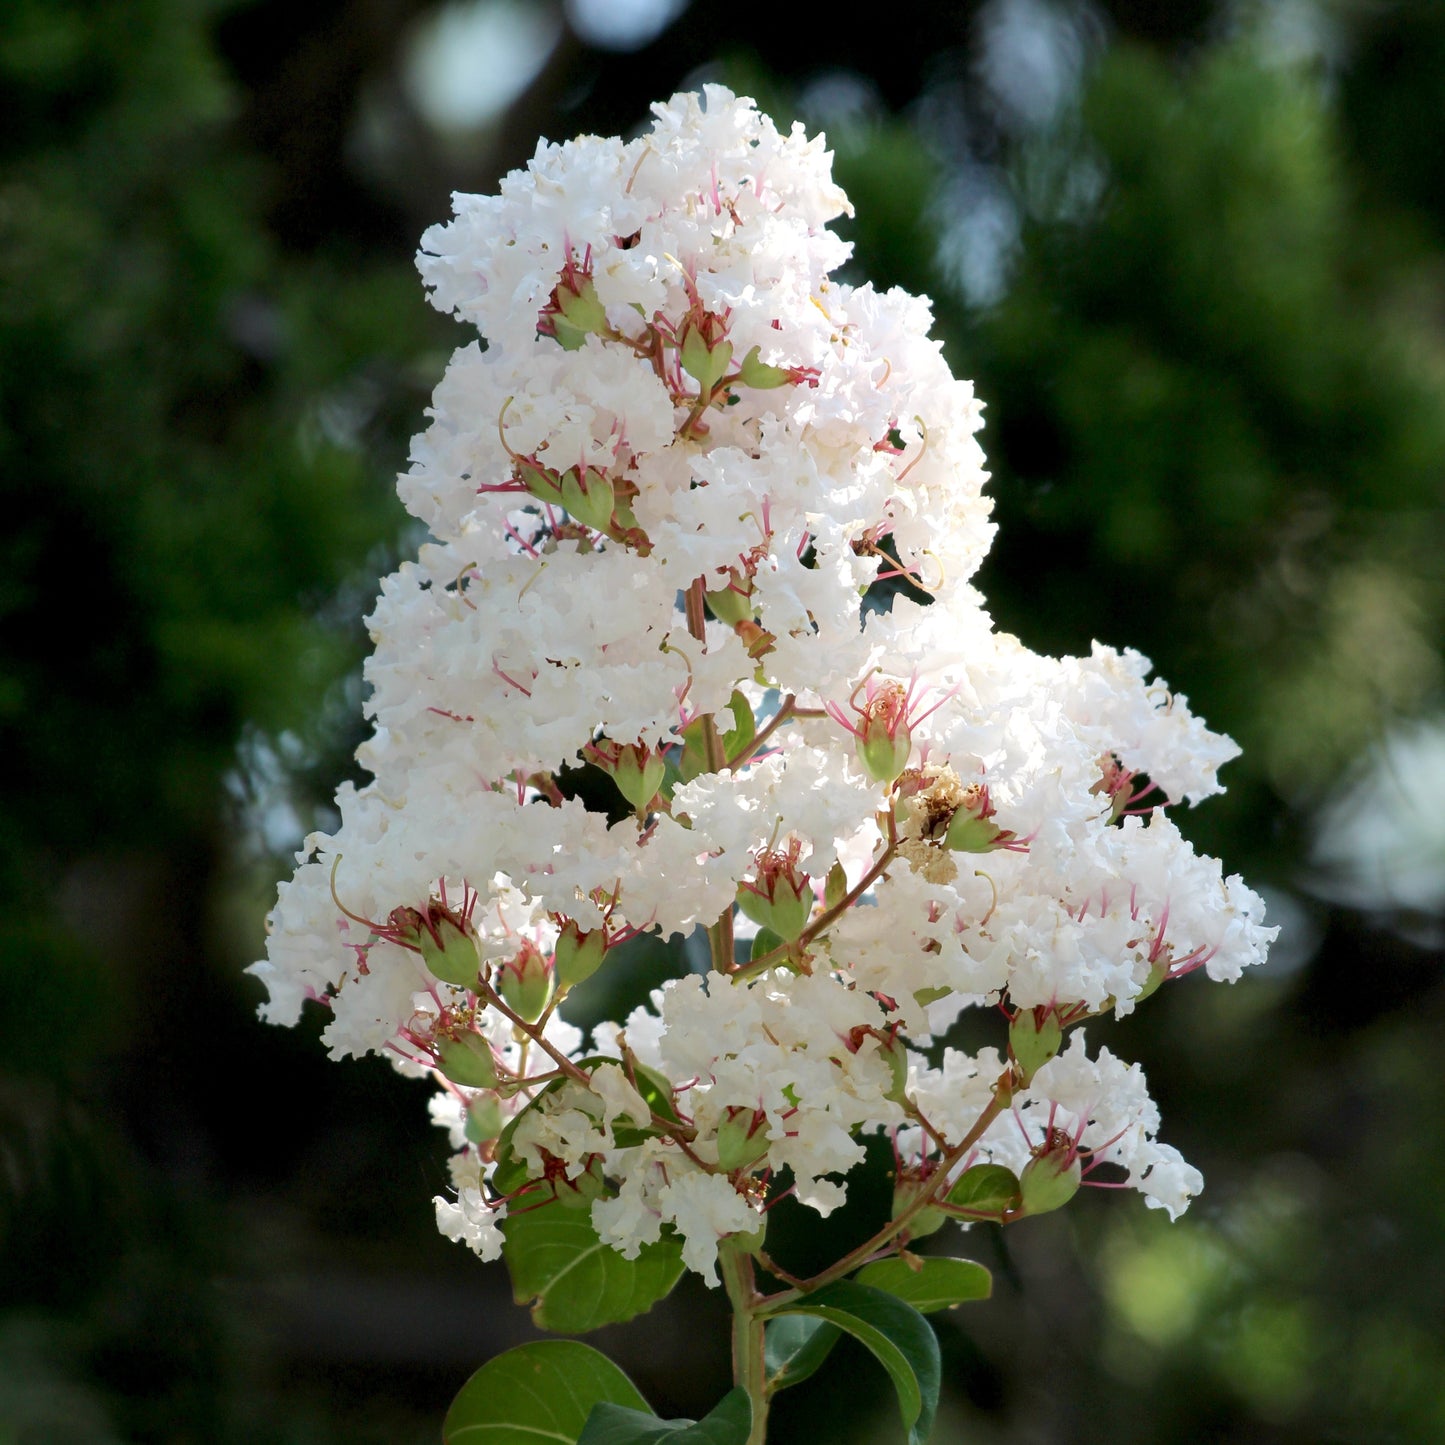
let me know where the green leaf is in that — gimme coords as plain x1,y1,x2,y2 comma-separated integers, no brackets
763,1313,841,1394
626,1058,683,1125
855,1257,992,1313
677,717,710,783
578,1388,751,1444
766,1282,940,1444
750,926,785,962
444,1340,650,1444
945,1163,1021,1219
721,690,756,760
503,1202,685,1333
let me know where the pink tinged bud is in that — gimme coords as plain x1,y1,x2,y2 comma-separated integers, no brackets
737,846,813,943
716,1106,770,1173
437,1032,500,1089
464,1094,505,1144
1018,1138,1083,1217
1008,1008,1063,1086
497,941,553,1023
946,1163,1022,1222
397,905,481,989
850,681,913,783
559,466,615,533
554,920,608,989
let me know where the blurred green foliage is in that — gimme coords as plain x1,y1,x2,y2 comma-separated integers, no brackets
3,1,1443,1443
1,1,447,1440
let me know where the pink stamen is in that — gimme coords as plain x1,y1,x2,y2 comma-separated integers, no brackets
491,660,534,697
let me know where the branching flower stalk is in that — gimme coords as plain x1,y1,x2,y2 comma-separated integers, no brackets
252,89,1276,1444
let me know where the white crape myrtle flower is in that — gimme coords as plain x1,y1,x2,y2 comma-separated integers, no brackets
904,1034,1204,1220
252,85,1275,1293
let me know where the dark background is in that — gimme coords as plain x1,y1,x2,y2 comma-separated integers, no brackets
4,1,1444,1440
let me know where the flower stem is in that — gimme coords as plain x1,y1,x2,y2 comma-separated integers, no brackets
758,1079,1010,1308
685,578,737,971
720,1243,769,1444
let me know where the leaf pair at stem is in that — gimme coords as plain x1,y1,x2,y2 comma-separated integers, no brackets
444,1259,990,1444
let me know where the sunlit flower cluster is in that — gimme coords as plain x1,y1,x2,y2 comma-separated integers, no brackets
252,87,1274,1287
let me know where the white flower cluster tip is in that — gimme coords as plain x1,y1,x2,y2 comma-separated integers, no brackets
251,87,1275,1287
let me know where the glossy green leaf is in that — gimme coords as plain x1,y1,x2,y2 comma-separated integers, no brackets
767,1281,940,1444
578,1388,751,1444
763,1313,842,1393
503,1202,685,1333
443,1340,649,1444
855,1257,992,1313
945,1163,1021,1219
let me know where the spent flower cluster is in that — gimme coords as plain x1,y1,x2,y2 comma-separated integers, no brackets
253,87,1275,1442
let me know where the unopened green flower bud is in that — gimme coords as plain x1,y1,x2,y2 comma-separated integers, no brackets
824,861,848,911
944,811,1001,852
943,781,1005,853
736,839,814,942
556,276,607,336
892,1180,948,1240
437,1031,500,1089
497,941,553,1023
716,1106,770,1173
1008,1008,1063,1086
611,743,665,812
554,920,608,989
1018,1146,1082,1217
518,460,565,508
397,905,480,989
738,344,793,389
559,466,615,533
737,873,811,943
857,723,911,785
705,579,754,626
680,325,733,395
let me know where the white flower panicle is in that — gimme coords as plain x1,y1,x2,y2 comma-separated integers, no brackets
251,87,1275,1286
